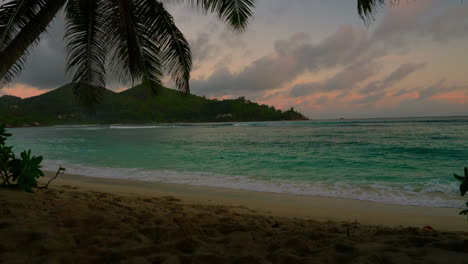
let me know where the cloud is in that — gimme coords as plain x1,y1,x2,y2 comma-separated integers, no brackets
193,1,467,103
0,84,49,98
188,22,224,66
372,2,468,45
219,29,247,49
425,5,468,42
337,98,466,119
383,97,468,118
190,33,214,61
189,32,221,71
289,82,321,98
417,79,460,99
384,62,427,85
10,14,70,90
360,62,427,94
192,26,375,96
315,95,329,105
290,61,380,97
393,87,414,97
193,1,465,99
351,91,387,104
320,61,380,92
390,78,465,101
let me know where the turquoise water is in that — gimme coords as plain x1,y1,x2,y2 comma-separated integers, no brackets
7,116,468,207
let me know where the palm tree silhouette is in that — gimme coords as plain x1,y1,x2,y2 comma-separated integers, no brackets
0,0,385,106
0,0,255,106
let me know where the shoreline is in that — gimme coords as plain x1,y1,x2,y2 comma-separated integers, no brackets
2,171,467,263
39,162,465,209
4,119,310,128
5,115,466,128
43,171,468,232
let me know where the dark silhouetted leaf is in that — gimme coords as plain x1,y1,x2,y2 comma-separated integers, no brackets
460,180,468,197
454,173,465,182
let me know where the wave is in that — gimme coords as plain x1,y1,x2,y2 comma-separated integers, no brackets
109,125,177,129
53,125,185,130
77,127,106,131
42,160,465,208
232,123,267,127
44,117,468,130
52,126,106,131
227,118,468,128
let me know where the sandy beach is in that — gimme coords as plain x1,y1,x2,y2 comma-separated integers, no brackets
1,172,468,263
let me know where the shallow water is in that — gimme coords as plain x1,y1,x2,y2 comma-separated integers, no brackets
8,116,468,208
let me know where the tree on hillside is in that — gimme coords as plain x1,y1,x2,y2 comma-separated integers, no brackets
0,0,389,106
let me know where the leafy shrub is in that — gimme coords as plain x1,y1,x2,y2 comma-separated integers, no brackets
10,150,44,192
454,167,468,218
0,124,44,192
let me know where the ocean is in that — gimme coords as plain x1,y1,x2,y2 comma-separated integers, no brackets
7,116,468,208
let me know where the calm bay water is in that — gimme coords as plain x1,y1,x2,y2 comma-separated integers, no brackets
7,116,468,207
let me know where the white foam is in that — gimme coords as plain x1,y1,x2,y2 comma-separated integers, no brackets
109,125,175,129
42,160,466,209
52,126,106,131
78,127,105,130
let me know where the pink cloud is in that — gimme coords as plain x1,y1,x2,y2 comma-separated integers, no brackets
1,84,49,98
432,92,468,105
345,93,365,102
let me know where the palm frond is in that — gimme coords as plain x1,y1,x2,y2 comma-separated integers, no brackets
137,0,191,93
0,0,48,49
357,0,400,21
104,0,163,92
0,0,65,87
65,0,107,107
358,0,384,21
181,0,255,32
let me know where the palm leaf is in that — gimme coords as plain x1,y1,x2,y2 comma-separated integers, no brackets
0,0,65,88
0,0,48,49
357,0,401,21
137,0,191,93
357,0,385,20
65,0,107,107
461,180,468,197
104,0,163,92
454,173,465,182
181,0,255,32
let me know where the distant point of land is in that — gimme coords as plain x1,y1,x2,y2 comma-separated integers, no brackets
0,84,308,127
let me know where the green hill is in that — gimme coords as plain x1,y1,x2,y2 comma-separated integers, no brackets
0,84,308,126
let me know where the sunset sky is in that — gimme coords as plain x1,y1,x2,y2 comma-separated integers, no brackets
1,0,467,119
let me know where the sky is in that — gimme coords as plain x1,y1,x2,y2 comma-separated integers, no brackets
1,0,467,119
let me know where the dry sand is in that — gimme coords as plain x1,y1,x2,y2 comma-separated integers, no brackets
0,172,467,264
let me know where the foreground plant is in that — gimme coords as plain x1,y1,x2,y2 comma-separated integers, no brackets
40,166,66,189
0,124,44,191
454,167,468,218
